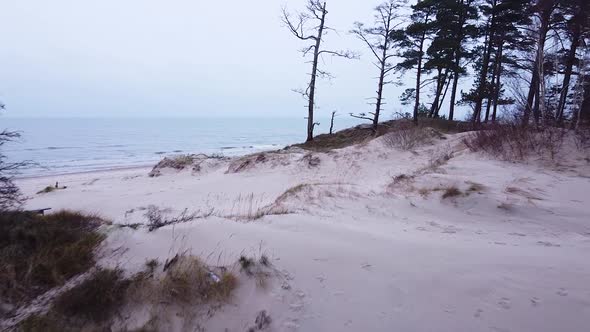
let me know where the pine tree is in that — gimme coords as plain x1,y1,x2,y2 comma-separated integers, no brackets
556,0,590,122
392,0,438,123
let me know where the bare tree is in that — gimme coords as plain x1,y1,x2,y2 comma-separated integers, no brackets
282,1,357,142
329,111,337,134
0,103,28,211
350,0,405,129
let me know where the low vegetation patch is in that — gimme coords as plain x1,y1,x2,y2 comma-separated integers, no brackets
382,127,443,151
149,153,227,177
417,183,482,200
159,255,237,304
238,254,272,288
463,123,570,161
0,210,105,308
53,268,130,323
18,313,62,332
294,118,469,152
275,183,311,203
17,254,240,331
222,193,292,221
466,181,485,193
36,186,56,194
145,205,212,231
441,186,463,199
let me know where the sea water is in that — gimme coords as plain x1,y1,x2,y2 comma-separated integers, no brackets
1,117,364,177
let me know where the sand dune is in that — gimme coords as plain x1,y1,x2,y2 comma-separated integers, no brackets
16,132,590,331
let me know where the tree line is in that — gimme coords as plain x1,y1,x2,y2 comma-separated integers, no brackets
283,0,590,141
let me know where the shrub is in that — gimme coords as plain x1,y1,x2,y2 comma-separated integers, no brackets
18,314,62,332
36,186,56,194
382,127,436,150
463,124,567,161
145,205,209,231
466,181,485,193
53,268,130,323
259,255,270,267
159,255,237,305
442,186,463,199
0,210,105,306
239,255,255,274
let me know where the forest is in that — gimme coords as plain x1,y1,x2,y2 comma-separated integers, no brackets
283,0,590,141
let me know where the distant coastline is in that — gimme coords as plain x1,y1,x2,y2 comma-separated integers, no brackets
3,117,365,177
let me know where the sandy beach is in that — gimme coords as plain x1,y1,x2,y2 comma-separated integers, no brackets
14,131,590,331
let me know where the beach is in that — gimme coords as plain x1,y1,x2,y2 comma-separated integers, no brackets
14,129,590,331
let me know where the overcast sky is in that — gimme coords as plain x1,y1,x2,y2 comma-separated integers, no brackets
0,0,469,119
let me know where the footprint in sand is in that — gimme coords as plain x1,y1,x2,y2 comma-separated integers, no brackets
557,288,568,297
316,275,326,284
498,298,511,309
537,241,561,247
509,232,527,237
530,297,541,306
361,263,372,271
474,309,484,318
442,227,459,234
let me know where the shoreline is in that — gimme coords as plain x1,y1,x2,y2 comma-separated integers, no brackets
15,164,153,180
14,146,290,180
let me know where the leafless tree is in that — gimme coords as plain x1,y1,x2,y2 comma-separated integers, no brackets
282,0,357,142
0,125,23,212
329,111,337,134
350,0,405,129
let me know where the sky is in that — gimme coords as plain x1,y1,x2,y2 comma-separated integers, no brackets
0,0,470,120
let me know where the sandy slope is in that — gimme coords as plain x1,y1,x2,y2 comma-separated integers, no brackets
16,132,590,331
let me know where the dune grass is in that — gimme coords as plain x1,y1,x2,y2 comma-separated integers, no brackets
0,210,106,307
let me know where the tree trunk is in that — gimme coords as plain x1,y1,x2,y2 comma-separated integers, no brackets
306,2,327,142
449,73,459,121
413,11,430,124
485,46,501,122
438,74,452,117
526,3,553,126
556,23,581,122
448,0,470,121
430,67,449,117
473,3,496,123
413,33,426,123
374,28,390,129
523,62,537,126
491,43,504,123
329,111,336,134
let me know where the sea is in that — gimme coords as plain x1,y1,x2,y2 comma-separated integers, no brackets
1,117,364,177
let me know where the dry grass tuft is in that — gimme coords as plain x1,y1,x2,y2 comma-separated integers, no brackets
159,255,237,305
466,181,486,193
36,186,56,194
418,188,431,197
0,210,105,307
441,186,463,199
222,193,292,221
463,124,569,161
53,268,130,323
497,202,514,211
392,174,414,184
18,314,62,332
275,184,311,203
239,255,272,288
145,205,212,231
382,127,442,151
